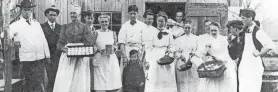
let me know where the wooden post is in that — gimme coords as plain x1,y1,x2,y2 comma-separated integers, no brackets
1,0,13,92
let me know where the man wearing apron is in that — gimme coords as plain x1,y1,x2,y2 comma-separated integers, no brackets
238,9,275,92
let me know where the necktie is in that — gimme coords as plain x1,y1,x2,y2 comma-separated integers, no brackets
51,24,55,31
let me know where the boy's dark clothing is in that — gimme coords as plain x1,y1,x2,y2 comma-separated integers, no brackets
122,61,145,92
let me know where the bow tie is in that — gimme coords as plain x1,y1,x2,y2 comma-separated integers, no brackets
158,31,169,40
243,27,252,33
130,20,137,25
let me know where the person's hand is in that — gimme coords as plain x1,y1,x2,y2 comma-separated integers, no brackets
122,55,128,67
145,62,150,70
61,47,68,53
253,50,260,57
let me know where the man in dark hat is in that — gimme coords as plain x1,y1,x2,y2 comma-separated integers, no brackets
9,0,51,92
40,5,62,92
237,9,275,92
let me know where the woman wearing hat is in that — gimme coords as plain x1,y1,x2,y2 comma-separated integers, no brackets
53,3,96,92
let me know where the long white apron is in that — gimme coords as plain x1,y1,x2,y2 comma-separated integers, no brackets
238,33,264,92
53,53,91,92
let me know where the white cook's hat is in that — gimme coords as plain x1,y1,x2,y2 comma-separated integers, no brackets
69,3,81,14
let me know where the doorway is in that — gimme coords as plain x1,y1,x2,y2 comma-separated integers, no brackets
145,2,185,27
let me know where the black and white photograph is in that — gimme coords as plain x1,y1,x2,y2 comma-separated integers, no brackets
0,0,278,92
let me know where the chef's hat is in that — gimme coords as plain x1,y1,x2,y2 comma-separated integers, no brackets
69,3,81,14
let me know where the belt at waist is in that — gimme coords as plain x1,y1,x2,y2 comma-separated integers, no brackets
125,43,142,47
153,46,168,48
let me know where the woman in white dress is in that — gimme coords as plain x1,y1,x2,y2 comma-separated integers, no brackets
53,4,95,92
174,20,201,92
93,14,122,92
197,22,237,92
145,11,177,92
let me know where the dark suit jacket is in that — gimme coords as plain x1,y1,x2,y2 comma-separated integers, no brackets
41,22,62,59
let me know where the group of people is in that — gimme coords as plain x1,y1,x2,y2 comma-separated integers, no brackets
7,0,275,92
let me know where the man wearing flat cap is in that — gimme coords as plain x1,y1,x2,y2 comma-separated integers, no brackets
41,5,62,92
9,0,51,92
237,9,275,92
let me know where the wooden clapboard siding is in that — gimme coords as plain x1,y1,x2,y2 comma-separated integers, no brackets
95,0,102,11
30,0,233,25
115,0,122,11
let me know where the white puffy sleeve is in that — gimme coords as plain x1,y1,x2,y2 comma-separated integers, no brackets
118,23,127,44
256,29,275,50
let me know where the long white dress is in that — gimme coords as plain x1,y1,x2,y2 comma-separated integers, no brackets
174,34,202,92
93,29,122,91
238,23,275,92
142,26,159,92
145,29,178,92
197,35,237,92
53,45,91,92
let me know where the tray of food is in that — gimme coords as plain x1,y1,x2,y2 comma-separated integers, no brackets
67,45,94,57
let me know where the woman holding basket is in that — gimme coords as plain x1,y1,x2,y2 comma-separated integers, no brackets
145,11,177,92
197,22,237,92
174,20,202,92
92,13,122,92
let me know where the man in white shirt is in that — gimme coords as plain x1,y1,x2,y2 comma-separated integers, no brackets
168,11,185,39
238,9,275,92
9,0,50,91
118,5,147,65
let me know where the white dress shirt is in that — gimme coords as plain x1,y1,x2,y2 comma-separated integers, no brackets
9,16,50,61
248,22,275,50
48,21,56,30
118,19,147,44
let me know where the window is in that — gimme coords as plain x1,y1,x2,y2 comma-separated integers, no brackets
93,11,122,35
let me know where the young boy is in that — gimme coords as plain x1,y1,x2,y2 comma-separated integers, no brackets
122,49,145,92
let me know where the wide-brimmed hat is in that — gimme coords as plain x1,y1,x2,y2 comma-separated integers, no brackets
16,0,36,8
44,5,60,16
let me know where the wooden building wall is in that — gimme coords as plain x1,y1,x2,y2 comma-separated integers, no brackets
32,0,236,24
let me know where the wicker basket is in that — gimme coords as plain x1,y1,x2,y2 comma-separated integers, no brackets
67,45,94,57
197,59,227,78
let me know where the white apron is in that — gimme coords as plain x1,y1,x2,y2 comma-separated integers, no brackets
53,53,91,92
238,33,264,92
93,30,122,91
